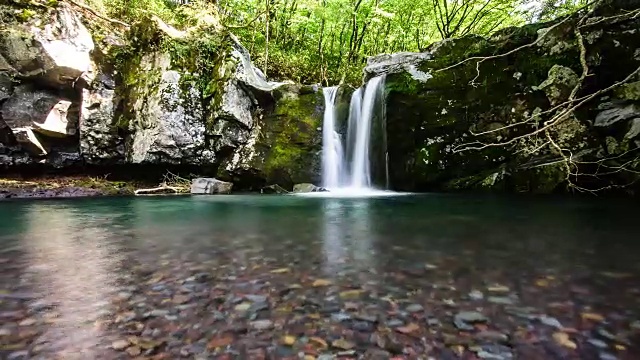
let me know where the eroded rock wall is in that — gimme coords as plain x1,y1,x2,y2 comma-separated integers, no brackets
370,2,640,193
0,0,324,190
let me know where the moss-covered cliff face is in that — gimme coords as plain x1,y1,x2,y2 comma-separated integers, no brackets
371,4,640,193
0,1,324,190
218,84,324,190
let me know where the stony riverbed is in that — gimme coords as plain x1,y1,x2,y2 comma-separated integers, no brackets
0,195,639,359
2,247,639,359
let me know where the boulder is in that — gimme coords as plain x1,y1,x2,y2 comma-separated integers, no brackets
0,3,323,191
219,84,324,190
0,72,12,102
125,52,211,164
293,183,328,193
373,7,640,193
191,178,233,195
1,85,67,130
80,66,125,164
0,3,94,88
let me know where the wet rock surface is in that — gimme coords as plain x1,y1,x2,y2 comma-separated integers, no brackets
0,195,639,359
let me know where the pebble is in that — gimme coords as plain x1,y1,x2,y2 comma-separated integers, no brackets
406,304,424,313
477,350,513,360
599,352,618,360
454,311,488,330
7,351,29,360
387,319,404,327
588,338,608,349
18,318,36,326
455,311,488,323
427,318,441,327
112,339,130,350
469,290,484,300
488,296,515,305
331,312,351,322
443,299,456,306
352,320,375,332
146,309,169,317
476,330,509,343
117,291,133,300
597,328,616,341
487,285,510,293
355,314,377,323
245,295,267,303
234,303,251,312
0,327,11,336
251,319,274,330
332,339,355,350
539,315,563,328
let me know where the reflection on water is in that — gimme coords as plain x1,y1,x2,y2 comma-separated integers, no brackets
322,199,374,275
21,204,122,357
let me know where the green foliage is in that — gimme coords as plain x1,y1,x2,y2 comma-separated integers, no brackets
219,0,536,86
80,0,587,87
261,89,323,185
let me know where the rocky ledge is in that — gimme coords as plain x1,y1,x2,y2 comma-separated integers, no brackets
1,0,328,193
2,0,640,196
371,0,640,193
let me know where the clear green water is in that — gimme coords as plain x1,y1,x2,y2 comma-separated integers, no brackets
0,194,639,357
1,194,639,276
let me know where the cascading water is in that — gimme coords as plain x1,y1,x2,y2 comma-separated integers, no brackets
350,76,384,188
320,76,387,193
321,87,345,188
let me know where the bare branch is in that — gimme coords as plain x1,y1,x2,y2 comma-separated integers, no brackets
63,0,131,28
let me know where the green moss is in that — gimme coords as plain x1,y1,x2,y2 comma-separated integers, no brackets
1,0,58,24
260,90,322,185
16,8,36,21
614,81,640,101
163,32,235,132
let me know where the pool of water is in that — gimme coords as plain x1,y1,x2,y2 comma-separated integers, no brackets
0,194,639,359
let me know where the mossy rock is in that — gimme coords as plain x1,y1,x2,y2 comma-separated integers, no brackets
380,9,612,193
259,85,323,189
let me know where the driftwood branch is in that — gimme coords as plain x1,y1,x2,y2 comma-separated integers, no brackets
133,171,192,195
134,185,180,195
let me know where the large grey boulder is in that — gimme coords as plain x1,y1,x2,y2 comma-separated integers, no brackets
191,178,233,195
80,68,125,164
371,7,640,193
127,53,212,164
0,3,94,88
1,85,66,129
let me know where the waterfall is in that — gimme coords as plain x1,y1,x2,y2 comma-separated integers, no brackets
350,76,384,188
320,76,387,192
321,87,344,188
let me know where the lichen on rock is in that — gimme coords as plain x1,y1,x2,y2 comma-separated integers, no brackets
374,3,640,193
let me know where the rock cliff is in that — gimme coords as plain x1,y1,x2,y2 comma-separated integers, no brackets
368,0,640,193
0,0,323,190
2,0,639,195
